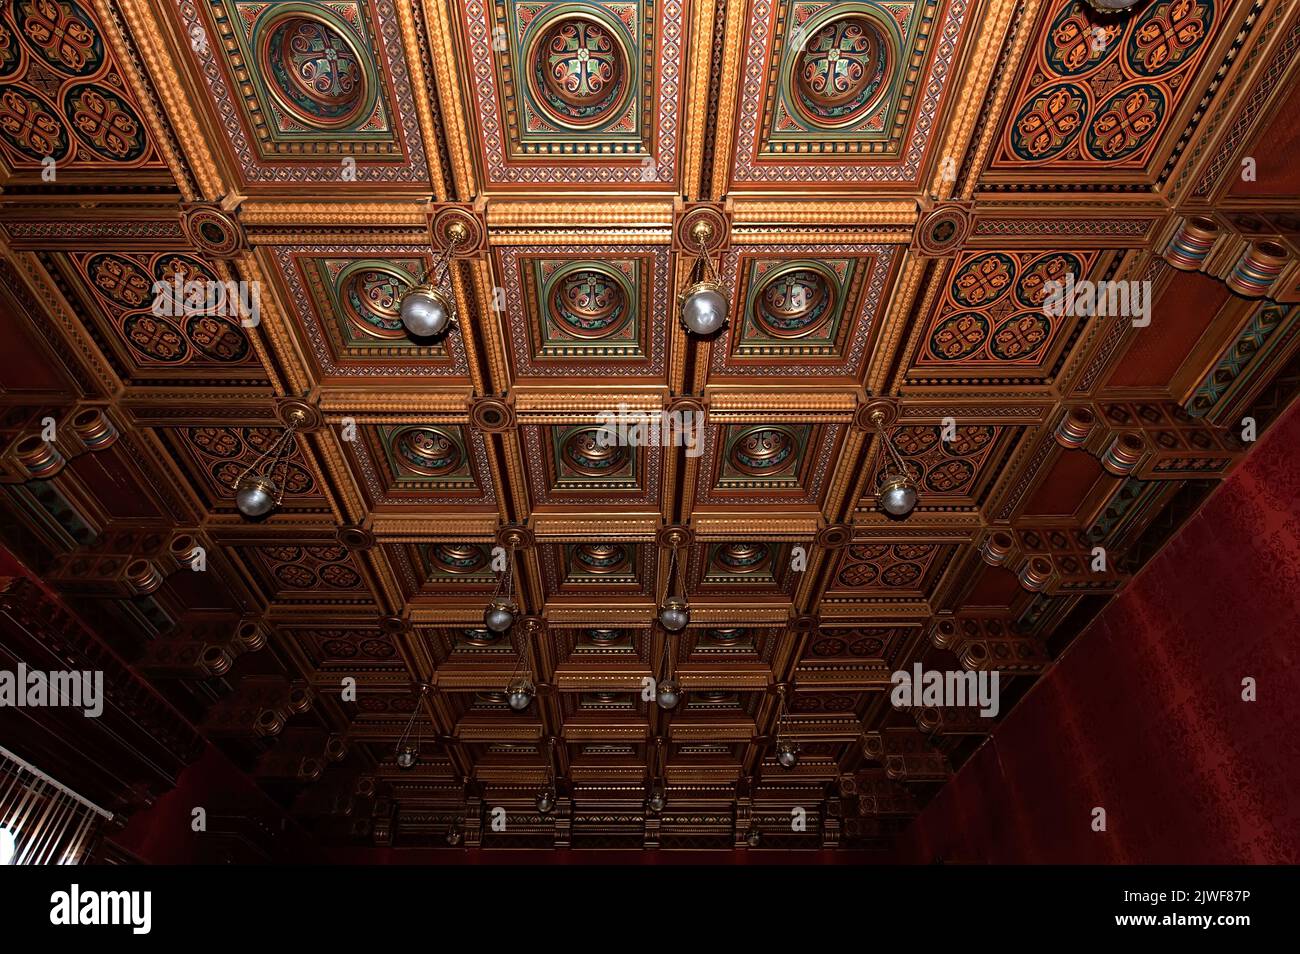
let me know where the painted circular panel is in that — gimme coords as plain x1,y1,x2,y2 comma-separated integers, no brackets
122,313,188,363
358,638,394,658
152,253,217,285
264,545,305,563
321,638,358,658
1015,251,1085,309
429,544,488,574
340,264,411,339
942,425,994,456
715,543,770,574
728,427,798,477
1127,0,1214,77
226,461,299,496
0,86,68,161
848,544,888,561
394,427,463,477
562,427,629,475
318,563,361,588
881,562,922,587
15,0,104,77
305,545,347,563
527,14,632,129
259,12,373,128
930,311,989,360
1087,83,1165,161
0,19,25,79
274,564,316,589
1010,81,1088,161
152,254,219,315
892,544,934,561
64,84,148,162
951,253,1016,307
573,543,630,574
190,427,243,459
892,426,939,456
85,253,152,308
990,312,1052,361
924,459,974,493
244,426,290,456
185,314,251,363
1044,2,1122,77
791,13,890,128
752,265,835,338
837,562,879,588
849,635,886,656
547,266,630,338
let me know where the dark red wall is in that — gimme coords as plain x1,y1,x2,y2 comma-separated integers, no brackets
897,399,1300,864
109,744,323,864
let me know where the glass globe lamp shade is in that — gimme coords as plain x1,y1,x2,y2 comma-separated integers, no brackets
400,284,454,338
658,596,689,633
484,597,517,633
679,280,728,336
395,741,419,769
656,679,681,711
776,739,800,770
235,475,278,518
507,676,535,711
878,473,919,517
647,787,666,813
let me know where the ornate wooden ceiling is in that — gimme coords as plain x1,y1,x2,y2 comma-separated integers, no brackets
1,0,1299,853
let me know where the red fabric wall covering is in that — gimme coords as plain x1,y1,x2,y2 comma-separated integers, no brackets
897,397,1300,864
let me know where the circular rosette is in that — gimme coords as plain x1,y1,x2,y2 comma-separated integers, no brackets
393,426,464,477
789,10,893,128
751,263,836,339
258,10,376,129
546,264,632,339
561,426,630,477
728,426,799,477
712,543,771,575
428,544,489,575
526,12,634,129
338,262,414,339
572,543,631,575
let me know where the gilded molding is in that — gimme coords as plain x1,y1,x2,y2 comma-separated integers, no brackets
422,0,478,198
117,0,221,199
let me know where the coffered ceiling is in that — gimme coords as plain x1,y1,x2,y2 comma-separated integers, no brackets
2,0,1299,852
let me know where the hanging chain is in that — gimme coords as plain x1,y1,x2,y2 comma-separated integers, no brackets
232,420,298,492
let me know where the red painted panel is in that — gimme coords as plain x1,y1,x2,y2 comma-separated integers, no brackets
1107,272,1229,388
897,396,1300,864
